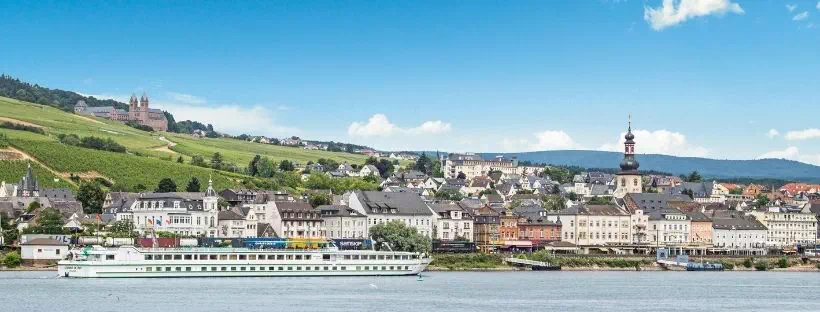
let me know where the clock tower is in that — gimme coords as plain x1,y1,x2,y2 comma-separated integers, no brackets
614,117,642,198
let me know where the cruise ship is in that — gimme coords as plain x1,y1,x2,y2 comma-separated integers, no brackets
58,245,430,278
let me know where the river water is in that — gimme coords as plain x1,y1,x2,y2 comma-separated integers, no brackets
1,271,819,311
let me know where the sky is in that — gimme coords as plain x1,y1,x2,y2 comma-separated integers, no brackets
1,0,819,164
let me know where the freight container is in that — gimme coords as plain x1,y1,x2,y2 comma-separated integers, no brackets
179,238,198,247
78,236,104,245
105,237,135,246
137,237,180,248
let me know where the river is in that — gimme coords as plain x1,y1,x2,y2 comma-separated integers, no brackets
1,271,818,311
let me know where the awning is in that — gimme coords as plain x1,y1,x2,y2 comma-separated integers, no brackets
503,240,533,248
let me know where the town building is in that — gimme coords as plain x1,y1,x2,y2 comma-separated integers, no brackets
430,201,474,242
647,208,690,246
20,238,69,264
443,153,518,180
516,207,562,248
1,164,81,218
686,210,712,246
111,179,221,237
554,204,633,246
348,191,436,237
73,94,168,131
622,193,693,213
749,206,817,249
711,213,768,253
217,207,258,238
472,205,501,251
318,204,367,239
666,181,726,203
270,201,324,239
614,119,642,198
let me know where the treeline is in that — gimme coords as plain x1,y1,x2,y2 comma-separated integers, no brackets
57,134,126,153
0,121,45,135
125,121,154,132
0,74,128,111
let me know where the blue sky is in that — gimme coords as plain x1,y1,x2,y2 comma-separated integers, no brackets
1,0,819,164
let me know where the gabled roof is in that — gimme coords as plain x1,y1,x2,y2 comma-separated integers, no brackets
21,238,69,246
556,204,629,216
355,191,433,216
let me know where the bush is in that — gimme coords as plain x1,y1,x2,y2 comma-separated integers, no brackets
777,256,790,269
0,121,45,134
3,251,22,268
743,258,754,268
58,134,126,153
125,121,154,132
754,261,769,271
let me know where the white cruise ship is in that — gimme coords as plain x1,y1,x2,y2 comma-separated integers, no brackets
58,246,430,278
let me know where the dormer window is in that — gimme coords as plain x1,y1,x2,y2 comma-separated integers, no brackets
174,201,180,209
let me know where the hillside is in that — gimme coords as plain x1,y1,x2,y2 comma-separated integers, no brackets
480,150,820,182
0,96,373,190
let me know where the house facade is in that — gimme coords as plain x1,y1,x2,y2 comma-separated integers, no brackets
749,206,817,248
431,201,474,242
554,204,633,246
348,191,435,237
113,180,220,237
318,204,368,239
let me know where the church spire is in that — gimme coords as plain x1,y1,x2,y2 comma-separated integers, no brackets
619,116,639,172
204,174,217,197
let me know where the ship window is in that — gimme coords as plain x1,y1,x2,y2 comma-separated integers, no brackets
221,267,226,271
341,266,346,271
201,267,206,271
364,266,369,271
352,255,359,260
248,255,257,260
211,255,218,260
259,267,264,271
297,267,303,271
306,266,311,271
145,255,153,260
382,266,387,270
378,255,386,260
231,267,237,271
241,267,246,271
106,255,115,260
156,267,162,271
271,255,280,260
385,255,392,260
173,255,182,260
186,267,192,272
369,255,377,260
200,255,209,260
239,255,247,260
322,254,331,261
401,255,408,260
277,267,282,271
389,266,394,270
175,267,181,271
286,255,294,260
314,266,320,271
295,255,303,260
146,267,153,272
184,255,192,260
356,266,361,271
165,267,172,271
250,267,256,271
211,267,216,271
344,255,351,260
288,266,293,271
266,255,275,260
333,266,338,271
405,266,409,270
229,255,237,260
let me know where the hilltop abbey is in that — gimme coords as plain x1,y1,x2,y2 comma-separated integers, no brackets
73,94,168,131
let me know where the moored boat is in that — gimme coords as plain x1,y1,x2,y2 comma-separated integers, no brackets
58,245,430,278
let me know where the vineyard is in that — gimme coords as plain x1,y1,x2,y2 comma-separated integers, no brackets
0,160,73,189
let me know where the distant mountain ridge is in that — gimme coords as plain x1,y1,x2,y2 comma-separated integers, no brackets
474,150,820,182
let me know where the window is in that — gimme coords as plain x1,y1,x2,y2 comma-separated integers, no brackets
146,267,153,272
145,255,153,260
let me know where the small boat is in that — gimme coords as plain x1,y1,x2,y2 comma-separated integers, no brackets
685,262,724,271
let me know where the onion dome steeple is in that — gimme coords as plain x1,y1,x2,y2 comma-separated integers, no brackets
619,115,640,173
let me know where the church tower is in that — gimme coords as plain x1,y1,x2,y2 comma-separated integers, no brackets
139,93,149,110
614,116,642,198
129,94,138,112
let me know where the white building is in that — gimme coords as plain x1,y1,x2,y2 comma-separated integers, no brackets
749,206,817,249
217,207,258,238
712,216,768,251
430,201,474,242
552,204,634,246
318,204,368,239
348,191,436,237
443,153,518,180
21,238,69,262
271,201,325,239
647,208,690,246
113,180,220,237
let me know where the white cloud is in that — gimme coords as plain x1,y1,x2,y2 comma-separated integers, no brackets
786,4,797,13
347,114,452,137
784,128,820,141
599,129,709,157
766,129,780,139
817,1,819,10
793,11,810,21
166,92,206,105
758,147,820,165
644,0,744,31
499,130,578,152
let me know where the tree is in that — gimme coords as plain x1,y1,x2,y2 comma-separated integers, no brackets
156,178,177,193
77,182,105,214
176,156,184,163
541,194,567,211
308,192,331,207
186,177,201,192
477,189,496,196
190,155,207,167
134,184,147,192
587,196,612,205
753,194,770,208
456,172,467,180
210,152,224,170
413,154,433,175
109,220,136,236
279,159,295,172
435,189,463,201
365,157,394,178
568,192,578,201
3,251,21,268
686,171,702,183
363,174,379,184
247,154,261,176
32,209,65,234
369,220,431,253
26,201,41,213
681,188,694,199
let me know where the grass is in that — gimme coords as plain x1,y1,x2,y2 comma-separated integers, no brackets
430,253,507,269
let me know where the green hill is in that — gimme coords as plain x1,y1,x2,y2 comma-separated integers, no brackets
0,96,373,191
